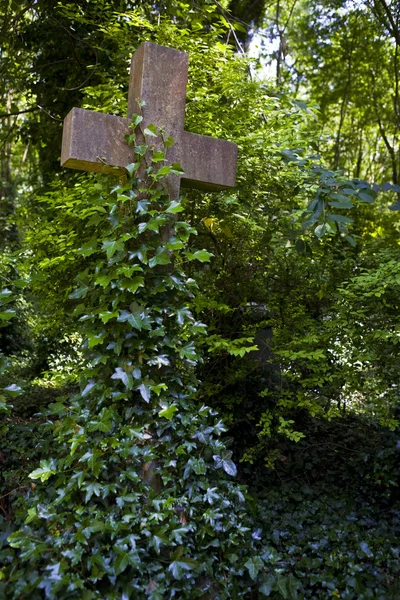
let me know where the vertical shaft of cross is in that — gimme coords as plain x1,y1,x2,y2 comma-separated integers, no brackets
128,43,188,200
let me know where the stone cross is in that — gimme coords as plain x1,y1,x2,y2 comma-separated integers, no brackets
61,42,237,197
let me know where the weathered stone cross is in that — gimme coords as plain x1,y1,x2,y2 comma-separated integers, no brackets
61,42,237,197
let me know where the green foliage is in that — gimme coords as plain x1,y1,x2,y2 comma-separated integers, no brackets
2,3,400,598
1,123,265,599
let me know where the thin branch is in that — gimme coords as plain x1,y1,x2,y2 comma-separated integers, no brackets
0,485,28,502
36,105,64,122
0,107,39,119
375,0,400,45
372,70,398,183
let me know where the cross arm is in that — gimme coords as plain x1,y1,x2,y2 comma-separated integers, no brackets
179,131,238,191
61,107,131,174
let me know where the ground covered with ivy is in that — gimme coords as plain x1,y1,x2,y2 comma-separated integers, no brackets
2,393,400,598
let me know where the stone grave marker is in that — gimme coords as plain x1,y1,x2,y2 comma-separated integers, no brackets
61,42,238,198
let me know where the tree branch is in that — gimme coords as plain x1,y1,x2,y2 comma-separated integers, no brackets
374,0,400,45
0,107,39,119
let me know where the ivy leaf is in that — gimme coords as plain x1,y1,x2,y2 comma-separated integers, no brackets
186,250,213,262
125,162,140,176
29,459,57,482
87,332,106,348
99,311,119,323
166,201,184,214
78,241,98,256
175,307,191,325
245,557,264,581
114,552,130,575
152,150,165,163
179,342,197,360
259,575,276,596
95,275,114,288
148,355,170,368
158,404,178,420
103,239,124,259
117,265,143,277
4,384,23,397
168,558,199,580
144,124,158,137
117,309,144,330
359,541,374,557
137,383,151,402
149,252,170,268
111,367,133,390
155,165,172,177
134,145,147,156
83,482,103,502
213,452,237,476
69,285,89,300
124,276,144,293
82,380,95,397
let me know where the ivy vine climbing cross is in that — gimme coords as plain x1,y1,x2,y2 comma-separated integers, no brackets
61,42,238,198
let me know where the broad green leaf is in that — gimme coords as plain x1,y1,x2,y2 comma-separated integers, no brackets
0,310,16,321
329,200,354,209
327,214,353,224
134,145,147,156
124,276,144,293
222,459,237,476
245,557,264,580
168,558,198,580
125,162,140,176
111,367,133,390
4,384,23,397
87,332,106,348
103,239,124,259
137,383,150,402
99,311,119,323
82,380,95,397
95,275,114,288
179,342,197,360
345,234,357,247
156,165,172,177
149,252,170,268
144,124,158,137
29,459,57,482
186,250,213,262
358,190,376,203
79,241,98,256
259,575,276,596
25,507,37,524
315,224,327,238
114,552,130,575
166,201,184,214
158,404,178,420
152,150,165,163
117,309,143,330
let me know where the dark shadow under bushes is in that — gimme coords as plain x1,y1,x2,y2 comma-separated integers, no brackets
243,412,400,598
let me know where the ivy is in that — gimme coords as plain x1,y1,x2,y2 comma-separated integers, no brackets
2,121,266,599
